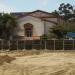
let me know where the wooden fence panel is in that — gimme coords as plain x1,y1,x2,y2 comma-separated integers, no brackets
0,40,2,50
55,40,63,50
25,40,32,50
3,40,9,49
32,40,41,50
18,40,25,50
10,40,17,50
64,40,73,50
41,40,45,49
0,39,75,50
46,40,54,50
73,40,75,50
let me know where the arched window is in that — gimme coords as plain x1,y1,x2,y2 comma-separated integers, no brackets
24,23,33,37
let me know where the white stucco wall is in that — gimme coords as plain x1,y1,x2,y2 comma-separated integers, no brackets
45,21,55,35
45,18,57,23
14,16,57,38
15,16,45,37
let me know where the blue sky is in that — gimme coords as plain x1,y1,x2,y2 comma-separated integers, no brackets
0,0,75,12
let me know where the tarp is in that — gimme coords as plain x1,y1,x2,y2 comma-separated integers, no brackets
66,32,75,38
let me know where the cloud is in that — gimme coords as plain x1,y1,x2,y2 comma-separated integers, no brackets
38,0,48,6
0,2,15,13
42,0,48,6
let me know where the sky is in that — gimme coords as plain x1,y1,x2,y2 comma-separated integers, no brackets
0,0,75,13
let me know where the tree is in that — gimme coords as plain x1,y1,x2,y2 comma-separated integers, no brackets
0,13,17,40
52,10,59,15
41,34,48,40
50,24,67,39
0,13,3,38
50,20,75,39
63,21,75,32
40,34,48,49
58,3,75,21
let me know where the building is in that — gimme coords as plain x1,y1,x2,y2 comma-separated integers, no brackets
11,10,63,40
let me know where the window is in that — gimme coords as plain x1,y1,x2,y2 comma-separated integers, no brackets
25,29,32,37
24,23,33,37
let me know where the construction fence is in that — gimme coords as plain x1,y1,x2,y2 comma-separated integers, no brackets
0,39,75,50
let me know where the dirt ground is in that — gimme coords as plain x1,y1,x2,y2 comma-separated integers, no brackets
0,50,75,75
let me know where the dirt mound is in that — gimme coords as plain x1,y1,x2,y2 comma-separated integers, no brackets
0,55,15,65
0,51,75,75
0,63,75,75
50,63,75,75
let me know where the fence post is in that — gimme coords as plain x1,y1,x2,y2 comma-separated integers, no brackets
40,39,41,50
73,40,74,50
32,40,33,50
24,40,26,50
9,40,10,50
1,40,3,50
17,40,18,50
54,39,55,50
45,40,46,50
63,40,64,50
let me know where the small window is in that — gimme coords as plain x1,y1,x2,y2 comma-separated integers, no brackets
25,29,32,37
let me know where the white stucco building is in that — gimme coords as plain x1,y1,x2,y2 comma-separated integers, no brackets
11,10,63,40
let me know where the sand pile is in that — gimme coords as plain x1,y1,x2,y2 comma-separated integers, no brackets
0,63,75,75
0,55,15,65
0,52,75,75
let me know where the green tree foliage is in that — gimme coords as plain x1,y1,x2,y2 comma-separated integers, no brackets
52,10,59,15
51,3,75,39
50,24,67,39
0,13,17,40
59,3,74,15
63,21,75,32
58,3,75,21
0,13,3,36
41,34,48,40
50,21,75,39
